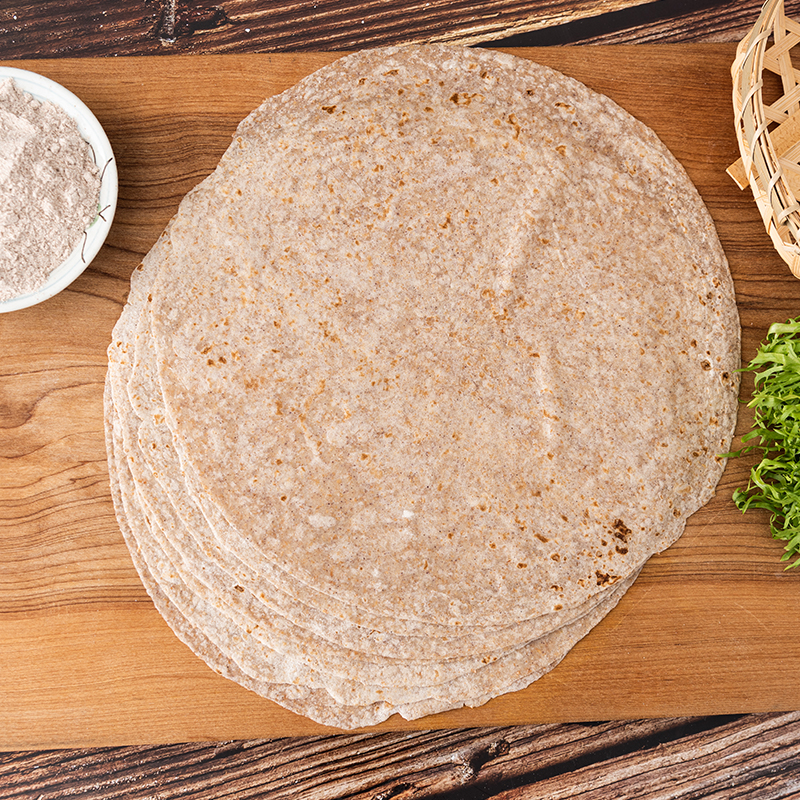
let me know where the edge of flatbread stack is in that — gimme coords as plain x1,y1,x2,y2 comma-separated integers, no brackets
104,44,741,729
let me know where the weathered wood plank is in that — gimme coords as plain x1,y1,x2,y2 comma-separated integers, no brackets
0,0,788,58
493,0,800,46
494,713,800,799
0,0,651,57
2,714,799,799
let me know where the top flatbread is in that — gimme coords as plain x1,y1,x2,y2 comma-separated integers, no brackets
143,45,739,627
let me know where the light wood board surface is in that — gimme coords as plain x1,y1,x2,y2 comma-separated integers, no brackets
1,45,799,750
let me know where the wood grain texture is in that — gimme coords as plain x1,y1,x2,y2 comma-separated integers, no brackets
0,0,794,57
492,0,800,46
2,46,800,752
0,0,650,57
2,713,800,799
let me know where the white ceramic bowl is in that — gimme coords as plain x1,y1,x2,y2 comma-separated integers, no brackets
0,67,118,313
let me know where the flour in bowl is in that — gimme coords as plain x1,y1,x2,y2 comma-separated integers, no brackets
0,78,101,302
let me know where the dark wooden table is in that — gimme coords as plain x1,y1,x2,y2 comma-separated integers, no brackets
3,2,800,798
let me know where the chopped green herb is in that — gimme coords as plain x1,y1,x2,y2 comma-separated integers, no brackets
731,316,800,568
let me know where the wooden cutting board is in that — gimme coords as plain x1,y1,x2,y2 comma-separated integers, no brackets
2,45,799,750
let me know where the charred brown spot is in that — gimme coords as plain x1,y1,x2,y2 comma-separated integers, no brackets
595,570,619,586
451,91,480,106
611,519,632,543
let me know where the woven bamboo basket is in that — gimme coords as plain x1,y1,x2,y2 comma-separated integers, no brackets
729,0,800,278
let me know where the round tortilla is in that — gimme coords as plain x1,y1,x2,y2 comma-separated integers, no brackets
105,44,740,728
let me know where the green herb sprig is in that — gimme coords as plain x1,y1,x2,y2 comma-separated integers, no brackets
732,316,800,568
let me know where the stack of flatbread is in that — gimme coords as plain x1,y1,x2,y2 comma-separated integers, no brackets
105,45,741,729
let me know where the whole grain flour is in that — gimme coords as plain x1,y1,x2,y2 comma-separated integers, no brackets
0,78,100,302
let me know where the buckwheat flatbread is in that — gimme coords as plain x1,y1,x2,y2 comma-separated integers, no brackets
105,44,740,729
